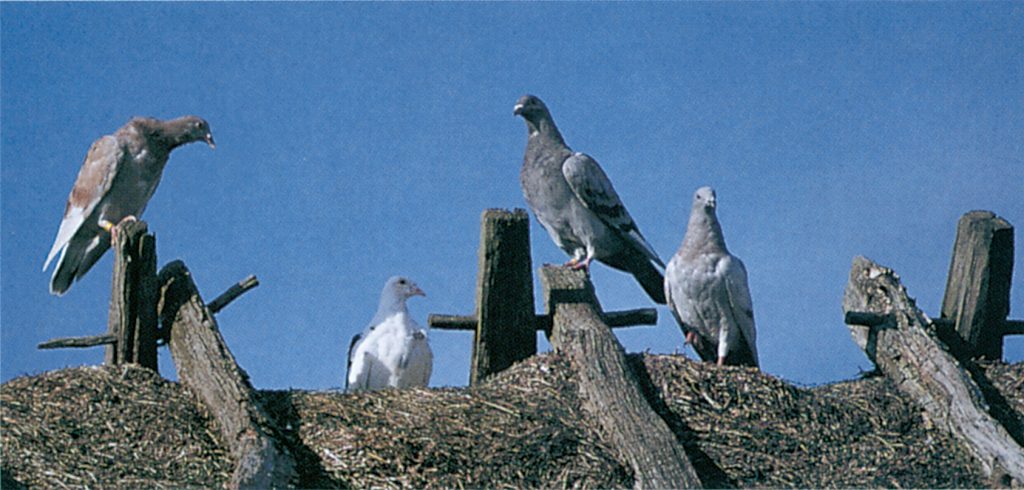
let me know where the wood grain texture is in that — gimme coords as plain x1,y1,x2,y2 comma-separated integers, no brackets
159,261,295,489
543,266,700,489
940,211,1014,360
844,256,1023,486
470,209,536,385
105,220,158,371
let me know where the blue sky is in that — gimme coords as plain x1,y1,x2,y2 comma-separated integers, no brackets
2,3,1021,390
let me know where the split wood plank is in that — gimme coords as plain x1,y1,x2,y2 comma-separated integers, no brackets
158,260,295,489
105,220,158,371
542,266,700,489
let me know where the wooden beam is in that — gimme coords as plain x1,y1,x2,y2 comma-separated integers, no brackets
543,266,701,489
105,220,158,371
38,334,117,349
158,261,296,489
843,256,1024,485
428,307,657,331
470,209,536,385
940,211,1014,360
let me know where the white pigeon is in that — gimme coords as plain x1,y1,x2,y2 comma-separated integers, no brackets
346,276,433,392
665,187,759,367
43,116,215,295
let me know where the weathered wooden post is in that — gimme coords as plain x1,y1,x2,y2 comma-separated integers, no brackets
940,211,1015,360
543,266,700,489
159,261,295,489
469,209,537,385
105,220,159,370
843,256,1024,486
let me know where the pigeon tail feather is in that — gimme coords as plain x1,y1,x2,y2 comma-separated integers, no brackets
603,250,666,304
49,235,111,295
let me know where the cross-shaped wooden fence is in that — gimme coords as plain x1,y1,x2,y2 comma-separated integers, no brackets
37,221,294,489
843,210,1022,486
428,208,657,384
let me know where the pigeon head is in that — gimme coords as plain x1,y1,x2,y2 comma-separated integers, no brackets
384,276,426,302
693,186,717,211
513,94,550,123
180,116,216,149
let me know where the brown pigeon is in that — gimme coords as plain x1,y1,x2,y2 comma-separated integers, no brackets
514,94,667,304
43,116,215,295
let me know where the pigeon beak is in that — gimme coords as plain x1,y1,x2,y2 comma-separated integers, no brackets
411,285,426,297
205,133,216,149
513,103,524,116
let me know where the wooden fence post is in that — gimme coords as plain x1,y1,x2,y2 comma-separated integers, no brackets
469,209,536,385
940,211,1014,360
105,220,158,371
543,266,699,489
844,256,1024,486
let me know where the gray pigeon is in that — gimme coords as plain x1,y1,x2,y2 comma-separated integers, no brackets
43,115,215,295
664,186,758,367
514,94,666,304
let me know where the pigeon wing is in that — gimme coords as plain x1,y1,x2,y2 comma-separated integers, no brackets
43,135,124,271
344,332,363,391
400,330,433,388
723,256,758,365
562,152,663,267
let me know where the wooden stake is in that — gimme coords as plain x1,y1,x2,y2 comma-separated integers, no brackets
470,209,536,385
940,211,1014,359
105,220,158,371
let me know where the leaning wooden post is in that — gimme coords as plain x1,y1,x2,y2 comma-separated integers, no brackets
844,256,1024,486
543,266,700,489
940,211,1014,360
105,220,158,371
158,261,295,489
469,209,537,385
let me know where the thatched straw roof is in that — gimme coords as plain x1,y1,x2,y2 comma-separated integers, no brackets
3,354,1020,488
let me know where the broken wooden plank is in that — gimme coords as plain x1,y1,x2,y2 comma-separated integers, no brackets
843,256,1023,486
105,220,158,371
940,210,1014,360
543,266,700,489
158,260,295,489
470,209,537,385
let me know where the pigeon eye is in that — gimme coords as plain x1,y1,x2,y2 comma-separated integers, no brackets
398,279,407,285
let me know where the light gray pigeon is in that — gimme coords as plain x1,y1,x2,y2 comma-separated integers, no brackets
665,186,758,367
514,94,666,304
346,276,433,392
43,116,215,296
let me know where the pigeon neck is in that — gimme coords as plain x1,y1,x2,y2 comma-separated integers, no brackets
136,117,195,151
370,295,409,326
685,208,728,254
527,116,566,146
